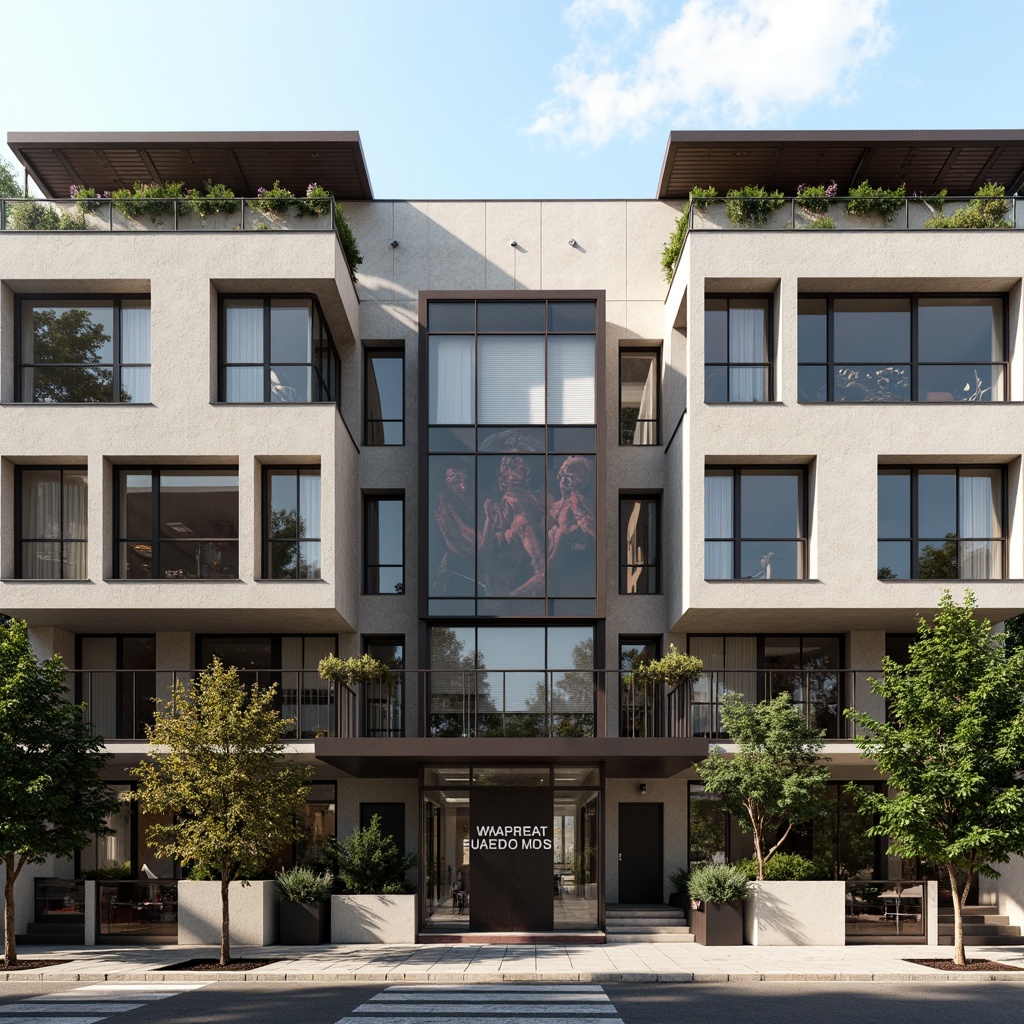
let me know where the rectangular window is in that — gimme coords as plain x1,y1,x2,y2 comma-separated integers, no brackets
17,467,88,579
619,349,659,445
704,467,806,580
77,635,156,740
619,496,659,594
878,467,1004,580
799,295,1006,403
365,496,404,594
364,637,405,737
220,296,340,404
365,350,404,444
264,467,321,579
18,297,151,403
116,468,239,579
704,296,771,402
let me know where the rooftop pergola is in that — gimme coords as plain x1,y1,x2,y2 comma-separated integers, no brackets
656,130,1024,199
6,131,374,200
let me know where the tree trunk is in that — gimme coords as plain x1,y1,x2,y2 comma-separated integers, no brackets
946,862,966,966
220,870,230,967
3,854,21,969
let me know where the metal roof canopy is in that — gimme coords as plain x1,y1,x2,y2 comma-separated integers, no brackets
7,131,373,201
656,130,1024,200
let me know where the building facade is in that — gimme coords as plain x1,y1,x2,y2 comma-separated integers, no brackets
2,130,1024,940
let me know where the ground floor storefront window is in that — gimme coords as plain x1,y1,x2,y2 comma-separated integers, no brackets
421,764,600,933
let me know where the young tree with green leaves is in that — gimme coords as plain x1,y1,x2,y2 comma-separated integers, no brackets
695,692,831,880
0,156,22,198
130,658,312,966
1,619,117,968
847,590,1024,966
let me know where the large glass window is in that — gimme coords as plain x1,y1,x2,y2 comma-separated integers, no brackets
18,298,151,403
704,297,771,402
365,349,404,444
704,468,806,580
77,635,157,740
364,637,405,737
116,468,238,579
799,296,1005,403
365,496,404,594
619,496,659,594
220,296,340,404
426,297,599,617
17,467,88,579
429,625,595,738
619,349,659,445
264,467,321,579
878,467,1004,580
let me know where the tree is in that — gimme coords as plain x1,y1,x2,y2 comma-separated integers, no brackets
847,590,1024,966
0,156,21,198
130,658,312,966
0,619,117,968
336,814,416,894
695,692,831,880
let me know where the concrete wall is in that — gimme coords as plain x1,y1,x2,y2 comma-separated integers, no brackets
744,880,846,945
980,853,1024,931
177,880,277,946
0,855,75,938
331,893,416,944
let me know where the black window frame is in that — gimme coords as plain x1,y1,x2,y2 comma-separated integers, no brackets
877,465,1007,580
798,293,1008,403
704,466,809,581
618,347,660,445
14,464,88,580
15,294,152,404
364,347,405,445
113,466,240,580
217,294,341,407
704,295,774,403
619,494,660,594
262,466,322,580
364,494,405,595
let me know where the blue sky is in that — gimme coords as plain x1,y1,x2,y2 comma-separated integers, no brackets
2,0,1020,200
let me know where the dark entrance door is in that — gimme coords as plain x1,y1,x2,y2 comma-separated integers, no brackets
618,803,663,903
470,786,554,932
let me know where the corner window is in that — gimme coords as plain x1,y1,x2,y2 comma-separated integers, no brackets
365,349,404,445
705,467,806,580
619,349,659,444
878,467,1004,580
619,496,659,593
365,496,404,594
116,468,238,579
18,298,151,403
220,297,340,404
799,296,1006,403
264,468,321,579
704,297,771,402
16,467,88,579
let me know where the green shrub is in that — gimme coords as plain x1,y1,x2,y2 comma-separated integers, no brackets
805,216,835,230
185,180,238,218
70,185,104,214
687,862,749,904
80,861,132,880
923,182,1011,230
7,199,61,230
846,180,906,222
911,188,947,213
275,864,334,903
796,181,837,215
732,852,820,881
300,182,333,218
112,181,187,219
725,184,785,226
335,813,416,895
668,865,689,894
251,179,295,215
660,208,688,282
334,203,363,276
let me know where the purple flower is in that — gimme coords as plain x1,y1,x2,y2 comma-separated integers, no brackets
69,184,80,198
257,186,267,198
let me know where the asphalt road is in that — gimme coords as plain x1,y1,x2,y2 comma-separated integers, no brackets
0,979,1017,1024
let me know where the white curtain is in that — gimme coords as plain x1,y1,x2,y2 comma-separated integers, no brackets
729,305,766,401
430,336,474,423
548,335,595,424
960,470,1001,578
299,473,321,539
725,636,758,702
81,637,117,739
302,637,336,735
121,305,151,363
226,304,263,362
704,474,734,579
478,336,544,423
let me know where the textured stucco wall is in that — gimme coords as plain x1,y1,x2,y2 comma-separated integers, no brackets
744,880,846,945
980,853,1024,930
331,893,417,944
177,879,277,946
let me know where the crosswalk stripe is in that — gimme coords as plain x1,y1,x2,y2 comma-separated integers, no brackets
0,1017,107,1024
0,1006,141,1015
26,995,170,1003
387,986,605,994
77,985,206,992
371,993,611,1003
351,1006,616,1014
335,1018,624,1024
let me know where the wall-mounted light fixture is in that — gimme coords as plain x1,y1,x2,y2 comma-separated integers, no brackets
510,239,518,247
569,238,577,247
639,783,647,795
390,240,399,248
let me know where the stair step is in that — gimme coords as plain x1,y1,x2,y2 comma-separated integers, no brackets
606,914,688,923
937,934,1024,946
16,933,86,945
937,923,1021,936
938,914,1009,926
607,932,695,943
26,921,85,934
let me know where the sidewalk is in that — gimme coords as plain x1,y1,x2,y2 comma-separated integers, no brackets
3,941,1024,983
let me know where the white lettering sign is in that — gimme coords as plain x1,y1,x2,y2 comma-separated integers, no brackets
470,823,553,852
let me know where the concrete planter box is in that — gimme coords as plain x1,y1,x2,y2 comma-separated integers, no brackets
744,880,846,946
279,900,330,944
177,880,277,946
690,900,743,945
331,894,417,944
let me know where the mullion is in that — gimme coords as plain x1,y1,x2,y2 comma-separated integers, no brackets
263,300,272,403
112,298,122,402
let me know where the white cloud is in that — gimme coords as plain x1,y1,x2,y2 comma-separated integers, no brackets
530,0,893,147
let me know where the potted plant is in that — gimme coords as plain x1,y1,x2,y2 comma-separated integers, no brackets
668,865,689,910
276,865,333,944
687,863,748,945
